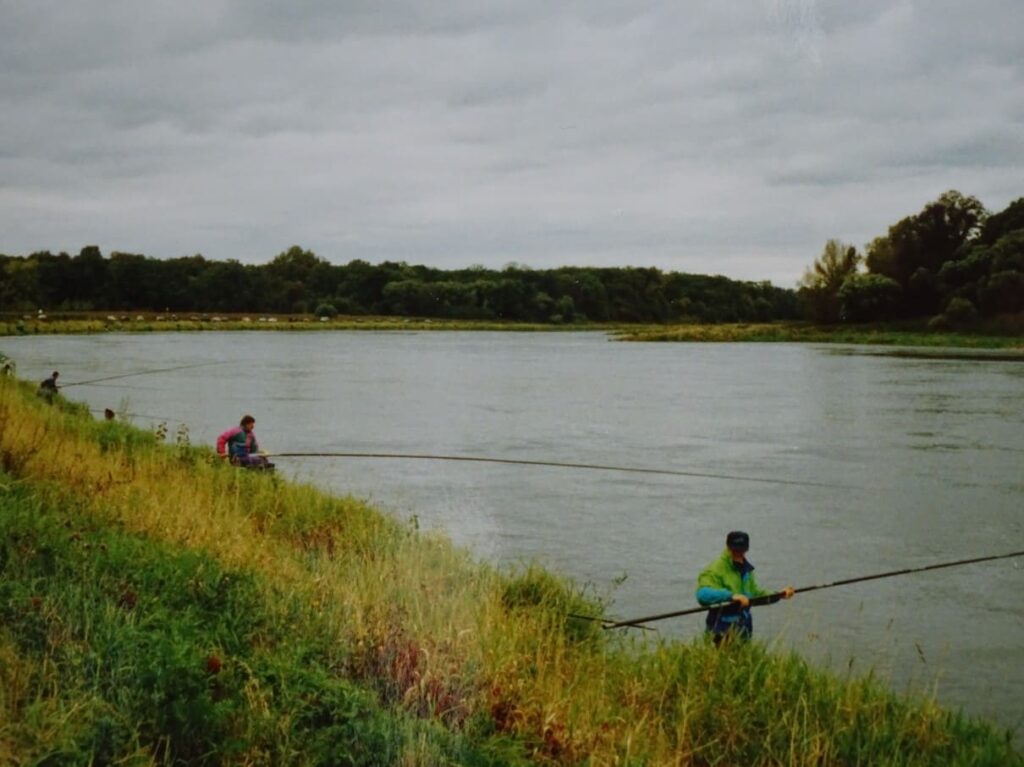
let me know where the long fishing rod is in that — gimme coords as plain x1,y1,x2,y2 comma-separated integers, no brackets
269,452,851,490
601,549,1024,630
567,612,655,631
61,361,226,388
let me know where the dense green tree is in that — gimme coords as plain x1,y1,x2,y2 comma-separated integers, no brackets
979,269,1024,314
865,190,987,315
478,278,530,319
939,212,1024,317
554,295,576,323
268,245,325,283
193,260,252,312
336,259,397,312
0,258,41,311
68,246,108,308
837,274,902,322
977,197,1024,246
33,251,77,308
107,252,164,309
798,239,861,323
989,230,1024,273
160,255,210,311
606,267,669,322
939,245,993,296
266,246,332,313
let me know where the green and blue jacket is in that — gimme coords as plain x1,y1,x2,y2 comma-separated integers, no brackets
695,549,777,638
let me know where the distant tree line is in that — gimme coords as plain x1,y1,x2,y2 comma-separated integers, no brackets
799,192,1024,325
0,247,799,324
6,190,1017,327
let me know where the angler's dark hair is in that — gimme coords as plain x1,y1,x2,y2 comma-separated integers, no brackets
240,414,255,427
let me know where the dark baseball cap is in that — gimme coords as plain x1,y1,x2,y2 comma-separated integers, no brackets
726,531,749,551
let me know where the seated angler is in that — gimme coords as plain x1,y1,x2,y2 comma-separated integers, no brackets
37,371,60,402
216,414,274,470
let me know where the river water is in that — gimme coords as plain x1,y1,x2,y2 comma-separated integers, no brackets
6,331,1023,736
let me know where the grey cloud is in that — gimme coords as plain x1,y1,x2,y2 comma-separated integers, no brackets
1,0,1021,283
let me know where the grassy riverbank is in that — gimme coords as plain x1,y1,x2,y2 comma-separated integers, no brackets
0,380,1020,765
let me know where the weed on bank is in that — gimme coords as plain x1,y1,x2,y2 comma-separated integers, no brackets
0,475,530,765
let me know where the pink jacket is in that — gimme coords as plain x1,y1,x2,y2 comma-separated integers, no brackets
216,426,258,457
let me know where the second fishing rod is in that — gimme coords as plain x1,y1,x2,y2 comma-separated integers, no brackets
587,549,1024,631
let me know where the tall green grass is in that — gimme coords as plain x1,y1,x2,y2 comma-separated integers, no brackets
0,378,1019,765
0,471,526,765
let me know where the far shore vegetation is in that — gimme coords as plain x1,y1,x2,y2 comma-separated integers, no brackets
1,377,1020,765
2,190,1022,346
614,319,1024,349
2,313,1023,353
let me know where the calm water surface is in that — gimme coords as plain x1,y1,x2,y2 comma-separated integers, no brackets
7,331,1023,735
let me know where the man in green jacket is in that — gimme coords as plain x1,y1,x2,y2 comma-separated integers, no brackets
695,531,794,644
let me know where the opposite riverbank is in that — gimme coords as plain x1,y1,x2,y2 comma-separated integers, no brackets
2,312,1024,350
613,320,1024,348
0,378,1019,765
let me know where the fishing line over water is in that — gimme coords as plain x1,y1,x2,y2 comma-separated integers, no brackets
62,361,226,388
270,451,854,490
61,362,854,490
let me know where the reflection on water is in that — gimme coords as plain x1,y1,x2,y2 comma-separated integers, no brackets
826,346,1024,362
6,332,1023,737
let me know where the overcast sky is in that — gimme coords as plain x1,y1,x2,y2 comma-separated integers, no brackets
1,1,1021,285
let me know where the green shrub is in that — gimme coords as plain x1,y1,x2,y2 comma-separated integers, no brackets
944,296,979,325
838,273,902,321
502,566,605,642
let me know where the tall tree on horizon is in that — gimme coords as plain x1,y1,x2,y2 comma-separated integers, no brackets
798,239,861,322
865,190,987,316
